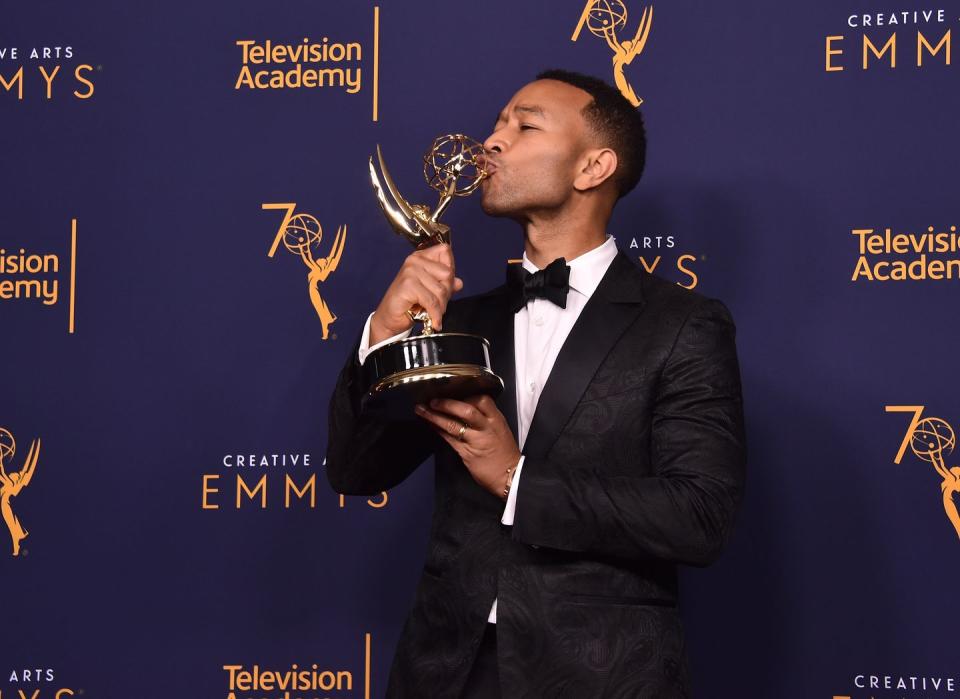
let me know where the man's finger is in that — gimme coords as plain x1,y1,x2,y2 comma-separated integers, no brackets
407,279,444,327
410,255,456,284
428,423,467,456
428,398,484,425
415,403,470,438
421,243,455,270
411,276,447,312
424,245,457,286
463,394,497,417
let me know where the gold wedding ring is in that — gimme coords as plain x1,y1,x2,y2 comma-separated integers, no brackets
457,422,467,441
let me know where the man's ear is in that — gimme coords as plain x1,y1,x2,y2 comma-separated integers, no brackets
573,148,618,193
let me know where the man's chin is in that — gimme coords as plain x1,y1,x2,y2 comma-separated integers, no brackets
480,192,515,218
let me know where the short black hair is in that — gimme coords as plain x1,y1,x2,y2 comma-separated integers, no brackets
536,69,646,199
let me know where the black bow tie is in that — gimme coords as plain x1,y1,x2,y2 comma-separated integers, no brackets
506,257,570,313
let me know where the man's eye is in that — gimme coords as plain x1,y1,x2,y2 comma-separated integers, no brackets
520,124,537,131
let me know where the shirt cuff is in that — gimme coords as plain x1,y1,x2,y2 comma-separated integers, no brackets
358,312,412,366
500,455,525,526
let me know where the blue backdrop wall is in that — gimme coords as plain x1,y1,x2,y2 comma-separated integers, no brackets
3,1,959,697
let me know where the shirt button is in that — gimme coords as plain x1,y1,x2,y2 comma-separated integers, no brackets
528,381,536,393
534,316,544,326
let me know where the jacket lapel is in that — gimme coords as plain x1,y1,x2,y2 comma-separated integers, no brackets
521,250,647,459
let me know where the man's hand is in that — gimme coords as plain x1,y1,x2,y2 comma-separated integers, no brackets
414,395,520,500
369,243,463,345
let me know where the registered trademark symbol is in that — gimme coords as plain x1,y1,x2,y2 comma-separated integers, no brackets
700,254,707,261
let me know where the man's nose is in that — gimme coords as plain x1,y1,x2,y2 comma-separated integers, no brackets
482,131,504,155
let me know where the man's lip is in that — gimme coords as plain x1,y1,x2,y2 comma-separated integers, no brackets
478,154,498,176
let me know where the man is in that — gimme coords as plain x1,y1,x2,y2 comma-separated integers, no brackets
326,69,746,698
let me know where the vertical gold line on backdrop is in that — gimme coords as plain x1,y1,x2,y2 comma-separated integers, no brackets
571,0,592,41
373,6,380,121
364,632,372,699
69,218,77,333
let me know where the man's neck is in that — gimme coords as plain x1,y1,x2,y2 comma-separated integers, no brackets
522,218,608,269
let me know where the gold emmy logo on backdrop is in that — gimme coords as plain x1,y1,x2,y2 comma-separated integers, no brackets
887,406,960,541
572,0,654,106
0,427,40,557
263,203,347,340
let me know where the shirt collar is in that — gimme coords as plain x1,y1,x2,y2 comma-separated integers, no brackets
521,235,618,300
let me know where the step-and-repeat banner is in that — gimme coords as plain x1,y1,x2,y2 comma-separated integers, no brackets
3,1,958,697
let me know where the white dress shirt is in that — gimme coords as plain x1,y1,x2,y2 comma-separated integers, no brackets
357,235,619,623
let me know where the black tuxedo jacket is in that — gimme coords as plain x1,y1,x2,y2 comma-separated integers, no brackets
326,250,746,698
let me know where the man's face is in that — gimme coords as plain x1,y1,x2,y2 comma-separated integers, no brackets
480,79,594,219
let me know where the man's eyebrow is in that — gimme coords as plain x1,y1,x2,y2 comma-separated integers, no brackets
492,104,548,127
515,104,546,118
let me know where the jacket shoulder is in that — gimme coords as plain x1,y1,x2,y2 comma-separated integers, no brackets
640,269,733,322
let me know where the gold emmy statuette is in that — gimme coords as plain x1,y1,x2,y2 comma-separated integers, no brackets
363,134,504,417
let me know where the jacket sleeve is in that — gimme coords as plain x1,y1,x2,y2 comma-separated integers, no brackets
509,299,746,567
325,335,436,496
